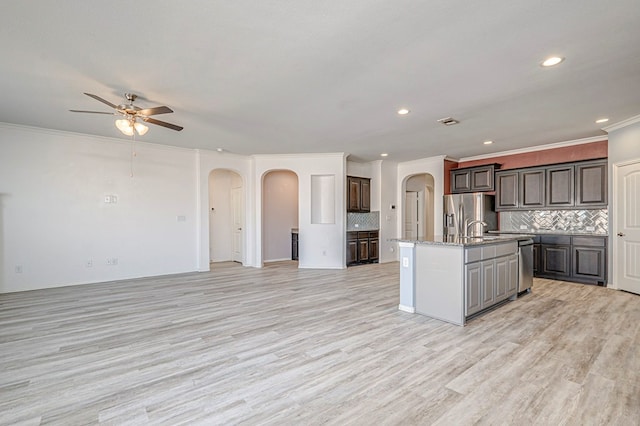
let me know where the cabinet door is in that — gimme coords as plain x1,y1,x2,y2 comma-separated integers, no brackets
481,260,495,308
471,166,495,191
346,240,358,265
519,169,545,208
576,161,607,206
348,177,361,212
360,178,371,212
572,246,606,283
451,170,471,193
358,239,370,262
533,244,540,275
495,256,509,301
541,245,571,278
546,165,574,207
465,262,482,315
291,233,299,261
495,171,519,210
507,254,519,295
369,238,379,261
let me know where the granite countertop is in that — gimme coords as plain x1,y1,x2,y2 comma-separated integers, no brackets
489,230,609,237
393,234,530,247
291,228,299,233
347,228,379,232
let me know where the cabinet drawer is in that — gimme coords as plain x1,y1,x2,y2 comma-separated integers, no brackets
481,245,496,260
494,241,518,257
572,236,606,247
465,247,482,263
540,235,571,245
347,231,358,241
369,231,379,239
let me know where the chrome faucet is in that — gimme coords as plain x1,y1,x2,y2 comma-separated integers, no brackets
465,219,488,237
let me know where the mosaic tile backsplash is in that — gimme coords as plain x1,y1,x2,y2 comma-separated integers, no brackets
347,211,380,231
500,209,608,234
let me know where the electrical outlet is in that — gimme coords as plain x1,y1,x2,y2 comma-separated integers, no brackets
586,226,595,232
107,258,112,265
15,265,23,273
112,258,118,265
402,257,409,267
177,215,186,222
104,195,112,203
86,259,93,267
520,225,528,230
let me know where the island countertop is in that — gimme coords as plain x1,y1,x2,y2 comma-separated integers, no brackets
393,234,532,247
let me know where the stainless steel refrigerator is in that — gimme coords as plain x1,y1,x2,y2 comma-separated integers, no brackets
443,193,497,237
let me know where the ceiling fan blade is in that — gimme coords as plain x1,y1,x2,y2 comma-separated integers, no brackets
69,110,115,115
84,92,117,109
137,106,173,116
144,117,184,131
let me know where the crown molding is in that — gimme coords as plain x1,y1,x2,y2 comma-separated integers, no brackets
602,114,640,133
458,136,607,163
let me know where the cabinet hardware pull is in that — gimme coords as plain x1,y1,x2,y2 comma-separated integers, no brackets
617,232,625,237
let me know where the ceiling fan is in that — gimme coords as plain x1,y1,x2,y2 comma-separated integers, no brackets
70,92,183,135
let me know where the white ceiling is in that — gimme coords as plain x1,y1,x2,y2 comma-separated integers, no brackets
1,1,639,162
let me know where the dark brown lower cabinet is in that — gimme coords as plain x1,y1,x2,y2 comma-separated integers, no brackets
533,235,607,286
541,244,571,278
347,231,379,266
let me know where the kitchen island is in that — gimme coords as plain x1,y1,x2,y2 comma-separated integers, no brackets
396,235,527,326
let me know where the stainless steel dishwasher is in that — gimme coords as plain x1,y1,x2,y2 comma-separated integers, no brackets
518,238,534,293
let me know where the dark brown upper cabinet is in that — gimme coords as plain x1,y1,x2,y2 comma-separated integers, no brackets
575,160,608,207
347,176,371,212
495,171,519,210
450,164,499,193
519,168,545,208
495,159,607,211
546,165,575,208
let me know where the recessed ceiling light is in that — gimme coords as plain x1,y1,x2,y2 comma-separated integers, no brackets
380,153,389,157
483,140,493,145
397,108,410,115
595,118,609,124
216,148,223,152
541,56,564,67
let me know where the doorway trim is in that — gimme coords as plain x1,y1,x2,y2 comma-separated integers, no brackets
612,157,640,291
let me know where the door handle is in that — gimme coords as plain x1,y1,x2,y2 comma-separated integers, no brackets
617,232,625,237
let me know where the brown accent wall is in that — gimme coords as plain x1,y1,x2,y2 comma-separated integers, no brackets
457,140,607,170
443,159,459,195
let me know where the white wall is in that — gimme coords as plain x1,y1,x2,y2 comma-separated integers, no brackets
255,153,346,268
397,156,446,242
208,169,242,262
375,160,398,263
0,124,198,293
263,170,298,262
198,150,253,269
606,117,640,287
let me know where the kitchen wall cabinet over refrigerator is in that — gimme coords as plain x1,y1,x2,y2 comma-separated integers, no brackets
450,164,500,193
347,176,371,212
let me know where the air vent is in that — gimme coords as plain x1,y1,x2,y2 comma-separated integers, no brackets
437,117,459,126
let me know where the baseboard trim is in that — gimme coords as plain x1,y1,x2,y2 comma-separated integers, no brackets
398,304,415,313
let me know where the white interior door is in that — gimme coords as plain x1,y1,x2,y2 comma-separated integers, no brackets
231,187,243,263
404,191,418,239
615,160,640,294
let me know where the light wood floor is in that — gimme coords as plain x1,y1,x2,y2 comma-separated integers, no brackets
1,261,639,425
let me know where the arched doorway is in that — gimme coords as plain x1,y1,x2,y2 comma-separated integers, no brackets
402,173,435,240
208,169,244,264
262,170,299,264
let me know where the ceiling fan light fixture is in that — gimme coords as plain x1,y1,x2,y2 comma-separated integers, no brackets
115,118,134,136
134,121,149,135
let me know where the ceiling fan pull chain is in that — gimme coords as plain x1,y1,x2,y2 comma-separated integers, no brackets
130,131,136,178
